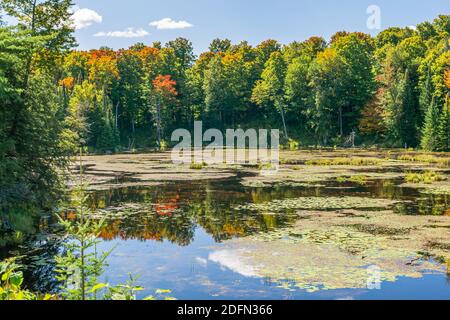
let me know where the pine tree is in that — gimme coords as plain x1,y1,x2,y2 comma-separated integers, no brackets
419,68,434,120
420,98,440,151
436,97,450,151
384,69,420,147
96,118,116,152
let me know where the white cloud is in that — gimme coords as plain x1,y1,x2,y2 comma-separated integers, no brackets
94,28,149,38
149,18,193,30
71,8,102,30
195,257,208,267
208,250,260,278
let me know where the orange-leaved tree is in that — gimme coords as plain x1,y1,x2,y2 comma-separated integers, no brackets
152,75,178,148
445,69,450,89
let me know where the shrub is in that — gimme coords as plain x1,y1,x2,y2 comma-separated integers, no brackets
288,139,300,151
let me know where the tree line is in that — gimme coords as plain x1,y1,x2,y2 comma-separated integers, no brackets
57,17,449,152
0,0,449,211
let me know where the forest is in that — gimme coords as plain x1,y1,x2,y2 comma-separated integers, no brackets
59,16,450,153
0,0,449,210
0,0,450,301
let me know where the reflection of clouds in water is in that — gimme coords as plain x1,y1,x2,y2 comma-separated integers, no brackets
337,296,355,300
195,256,208,267
208,250,260,278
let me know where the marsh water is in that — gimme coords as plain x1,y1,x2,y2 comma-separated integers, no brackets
6,172,450,300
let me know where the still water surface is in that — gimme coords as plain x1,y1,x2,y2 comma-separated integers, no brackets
86,178,450,300
5,176,450,299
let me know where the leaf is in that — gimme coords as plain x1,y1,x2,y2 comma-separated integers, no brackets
133,286,144,291
155,289,171,294
43,294,54,300
10,272,24,287
90,283,108,292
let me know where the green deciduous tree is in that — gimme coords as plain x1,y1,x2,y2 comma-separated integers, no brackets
252,52,289,139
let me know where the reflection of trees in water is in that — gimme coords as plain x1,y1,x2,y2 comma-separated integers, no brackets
21,238,62,293
98,210,196,246
0,211,62,293
394,193,449,216
2,178,449,292
0,208,41,250
90,180,450,245
93,183,298,245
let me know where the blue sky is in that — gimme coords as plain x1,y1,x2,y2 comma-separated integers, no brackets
73,0,449,54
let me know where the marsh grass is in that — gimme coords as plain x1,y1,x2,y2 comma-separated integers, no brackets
189,162,207,170
397,154,450,166
306,158,380,166
405,171,446,184
336,175,368,185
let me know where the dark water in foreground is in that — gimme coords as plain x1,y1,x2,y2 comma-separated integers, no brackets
2,176,450,299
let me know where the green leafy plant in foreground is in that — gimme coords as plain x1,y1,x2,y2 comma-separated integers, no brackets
54,150,111,300
54,151,174,300
0,258,52,300
1,152,175,300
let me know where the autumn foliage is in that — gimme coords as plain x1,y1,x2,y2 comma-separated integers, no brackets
59,77,75,90
445,69,450,89
152,75,178,97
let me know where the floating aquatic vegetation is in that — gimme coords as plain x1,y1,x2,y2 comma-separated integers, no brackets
240,180,269,188
211,236,440,292
235,197,401,212
64,151,450,296
213,209,450,292
87,202,184,220
420,185,450,195
348,223,411,236
240,180,325,188
274,181,326,188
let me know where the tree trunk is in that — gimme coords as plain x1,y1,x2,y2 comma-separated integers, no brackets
279,107,289,141
130,118,135,150
156,98,162,148
115,102,119,129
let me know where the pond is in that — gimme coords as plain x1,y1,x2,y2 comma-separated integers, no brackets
7,172,450,300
